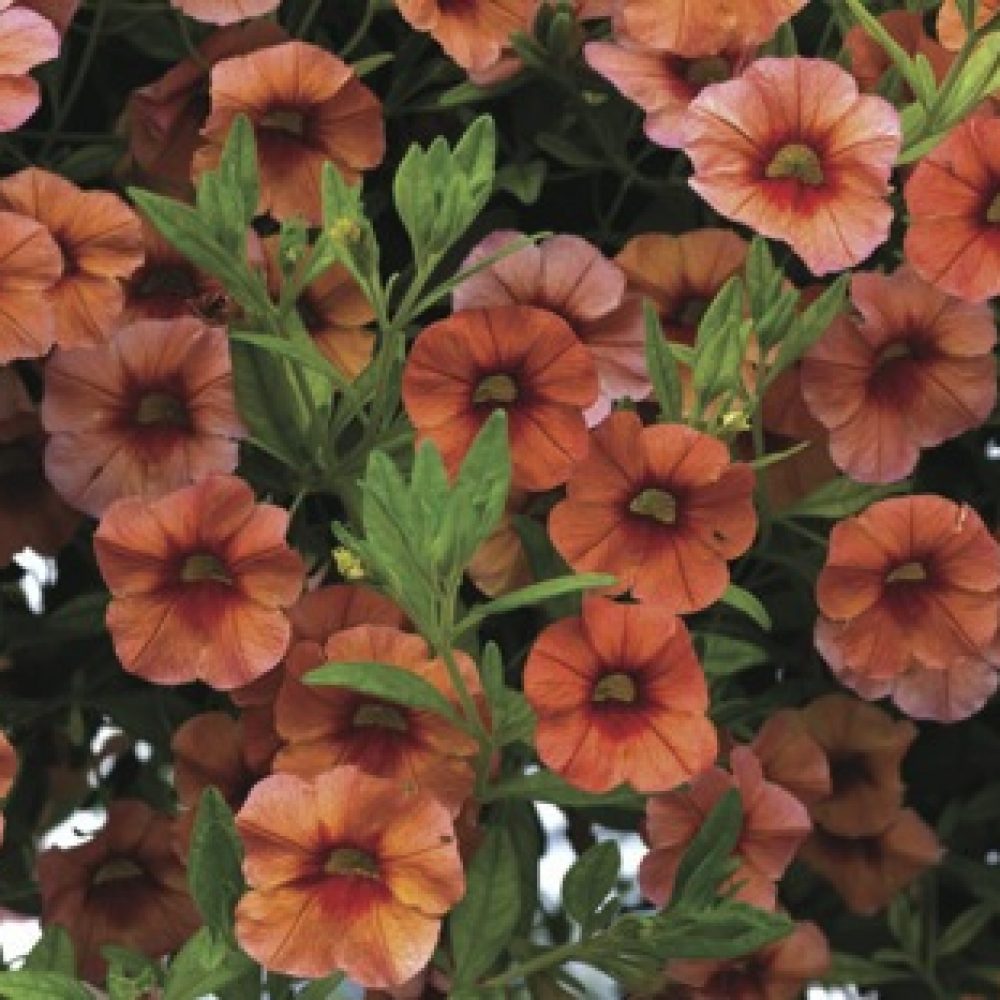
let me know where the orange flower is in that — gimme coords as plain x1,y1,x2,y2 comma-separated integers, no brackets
639,747,811,910
904,115,1000,304
466,489,533,598
402,305,597,491
751,709,831,809
0,208,62,363
454,231,648,426
585,43,747,150
126,21,287,194
172,0,280,25
666,920,831,1000
194,40,385,223
815,495,1000,722
265,238,374,380
549,411,756,614
0,730,15,846
799,694,916,838
524,597,717,793
799,809,943,916
0,169,144,348
42,317,245,516
274,625,482,813
395,0,538,73
938,0,1000,50
94,474,305,690
0,1,58,132
800,268,997,484
682,57,901,276
846,11,952,93
235,767,465,986
37,800,201,983
618,0,806,58
0,368,78,565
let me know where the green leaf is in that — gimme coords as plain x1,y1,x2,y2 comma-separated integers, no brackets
104,946,160,1000
672,789,743,908
21,926,76,976
0,974,91,1000
691,277,751,409
492,688,537,747
304,660,465,728
188,788,245,938
719,585,771,632
482,770,644,810
644,901,792,960
936,901,997,957
770,274,849,377
162,929,257,1000
511,515,580,620
782,476,909,520
827,953,913,986
562,842,621,934
296,973,347,999
699,636,768,677
494,160,547,205
644,300,683,422
450,825,521,986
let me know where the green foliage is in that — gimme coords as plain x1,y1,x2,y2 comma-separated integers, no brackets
162,929,257,1000
562,841,621,936
188,789,246,940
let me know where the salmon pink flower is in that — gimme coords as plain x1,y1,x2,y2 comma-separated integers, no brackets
453,231,647,425
0,208,62,363
395,0,539,74
800,268,997,484
618,0,806,58
549,411,756,614
94,474,305,690
194,40,385,223
172,0,280,25
904,115,1000,303
584,43,745,149
846,11,952,93
0,168,144,348
682,57,901,276
42,318,245,516
751,709,831,809
938,0,1000,50
402,305,597,491
274,625,482,813
20,0,77,34
234,767,465,986
524,597,717,794
666,920,831,1000
37,800,201,983
0,368,78,564
126,21,287,194
0,1,58,132
799,809,943,915
815,495,1000,722
466,489,533,598
639,747,811,910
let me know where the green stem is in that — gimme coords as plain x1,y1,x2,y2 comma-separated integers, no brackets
480,941,583,990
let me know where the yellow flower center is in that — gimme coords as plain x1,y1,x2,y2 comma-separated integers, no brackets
134,392,189,428
93,858,144,885
685,56,731,87
324,847,380,878
765,143,825,186
886,561,927,584
261,108,306,136
180,553,233,585
874,340,912,368
473,373,519,405
593,672,638,704
353,703,409,732
987,192,1000,224
630,488,678,525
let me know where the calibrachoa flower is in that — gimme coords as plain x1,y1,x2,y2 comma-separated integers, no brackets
799,809,943,915
798,694,917,838
937,0,1000,49
402,304,597,491
194,40,385,223
666,920,831,1000
42,318,245,516
618,0,807,58
0,0,58,132
466,489,533,597
274,625,482,813
815,495,1000,722
394,0,538,74
751,709,832,809
904,115,1000,303
36,800,201,983
234,767,465,986
0,168,144,347
584,43,745,150
94,474,305,690
0,208,61,362
172,0,281,25
0,368,79,564
548,411,756,613
454,231,648,425
682,57,902,276
524,597,717,793
21,0,77,34
639,747,811,910
800,268,997,484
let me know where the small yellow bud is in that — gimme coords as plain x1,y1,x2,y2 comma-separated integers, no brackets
333,546,366,580
328,217,362,244
721,407,752,433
